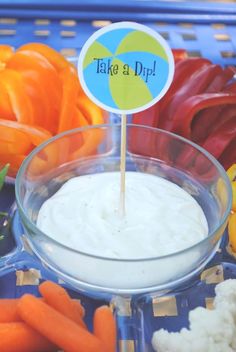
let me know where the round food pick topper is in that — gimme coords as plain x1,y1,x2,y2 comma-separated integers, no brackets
78,22,175,115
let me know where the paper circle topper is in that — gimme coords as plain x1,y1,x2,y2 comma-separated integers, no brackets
78,22,174,114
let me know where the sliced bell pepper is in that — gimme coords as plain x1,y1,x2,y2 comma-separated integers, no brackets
0,119,52,146
0,80,15,120
170,93,236,139
130,104,160,157
17,70,51,129
0,42,105,177
7,50,62,133
0,154,26,177
224,81,236,93
228,212,236,252
226,164,236,182
0,129,31,155
71,108,89,129
0,69,34,124
159,64,222,130
192,104,236,144
232,181,236,213
18,43,69,72
57,65,80,134
159,57,211,117
68,109,88,154
72,95,105,158
71,98,105,160
132,103,159,128
219,139,236,174
193,117,236,175
76,95,104,126
0,45,14,64
28,141,61,178
220,164,236,214
204,66,235,93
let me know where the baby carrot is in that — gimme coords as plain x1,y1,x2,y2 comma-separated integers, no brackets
0,322,57,352
0,298,44,323
93,305,117,352
39,281,85,327
17,294,104,352
0,299,20,323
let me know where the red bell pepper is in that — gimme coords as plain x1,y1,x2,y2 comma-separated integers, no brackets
159,64,223,130
170,93,236,139
224,81,236,93
159,57,211,115
219,137,236,170
129,104,160,157
191,67,236,142
201,116,236,160
192,103,236,144
192,116,236,175
204,66,235,93
132,103,159,128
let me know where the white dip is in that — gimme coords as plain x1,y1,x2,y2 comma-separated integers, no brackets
37,171,208,259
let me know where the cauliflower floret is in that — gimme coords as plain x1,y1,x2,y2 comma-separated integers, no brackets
152,279,236,352
214,279,236,311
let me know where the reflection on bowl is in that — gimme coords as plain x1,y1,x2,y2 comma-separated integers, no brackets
15,124,232,295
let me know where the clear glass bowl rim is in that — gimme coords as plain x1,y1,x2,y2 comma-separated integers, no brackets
15,123,232,263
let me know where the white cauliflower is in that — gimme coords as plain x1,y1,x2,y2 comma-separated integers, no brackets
152,279,236,352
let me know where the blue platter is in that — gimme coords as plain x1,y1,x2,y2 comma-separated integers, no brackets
0,1,236,350
0,180,236,351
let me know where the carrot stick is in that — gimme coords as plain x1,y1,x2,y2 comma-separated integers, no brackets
17,294,104,352
0,322,57,352
93,305,117,352
0,298,45,323
0,299,20,323
39,281,85,327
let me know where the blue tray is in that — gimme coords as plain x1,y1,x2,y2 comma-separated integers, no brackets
0,1,236,350
1,179,236,351
0,0,235,67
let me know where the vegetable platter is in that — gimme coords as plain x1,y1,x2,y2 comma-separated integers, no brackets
0,1,236,351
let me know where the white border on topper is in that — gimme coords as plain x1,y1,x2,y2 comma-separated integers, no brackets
78,21,175,115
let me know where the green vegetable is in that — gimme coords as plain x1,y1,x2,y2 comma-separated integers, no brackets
0,164,9,192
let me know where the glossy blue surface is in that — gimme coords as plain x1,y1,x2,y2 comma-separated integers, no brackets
0,1,235,67
0,181,236,350
0,2,235,349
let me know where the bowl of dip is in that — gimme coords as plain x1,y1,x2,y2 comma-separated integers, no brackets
15,124,232,295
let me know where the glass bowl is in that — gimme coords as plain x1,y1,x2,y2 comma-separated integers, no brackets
15,124,232,296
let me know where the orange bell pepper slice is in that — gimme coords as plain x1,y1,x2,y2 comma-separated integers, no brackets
227,164,236,212
76,95,104,126
0,45,14,64
232,182,236,213
0,80,15,120
227,164,236,182
7,50,62,133
0,119,52,146
0,153,26,177
229,212,236,252
0,119,52,177
0,69,34,124
16,70,51,130
0,132,31,155
67,108,88,154
70,125,105,160
71,108,89,129
18,43,69,72
27,140,68,179
70,96,105,159
57,65,81,134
